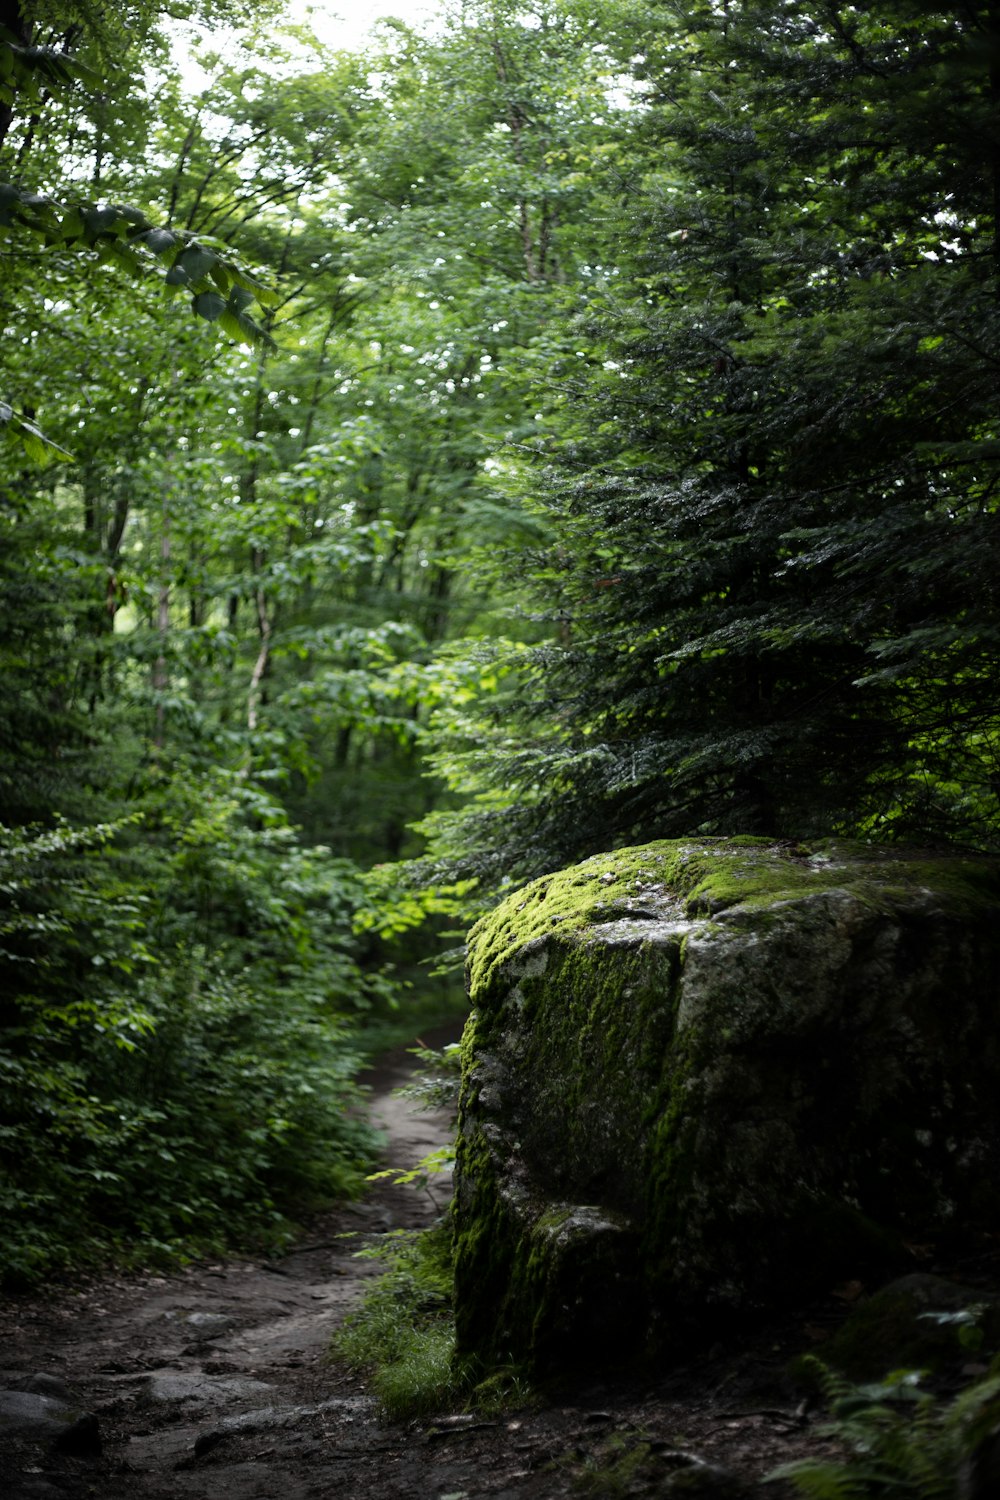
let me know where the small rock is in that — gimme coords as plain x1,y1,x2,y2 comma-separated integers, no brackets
7,1479,66,1500
193,1429,227,1457
661,1455,747,1495
52,1411,102,1456
163,1310,233,1338
820,1273,999,1380
209,1396,363,1437
185,1311,233,1336
145,1373,275,1406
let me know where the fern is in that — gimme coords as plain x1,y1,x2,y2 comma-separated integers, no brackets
767,1359,1000,1500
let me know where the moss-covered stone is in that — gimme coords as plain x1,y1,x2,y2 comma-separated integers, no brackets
816,1274,1000,1382
453,838,1000,1373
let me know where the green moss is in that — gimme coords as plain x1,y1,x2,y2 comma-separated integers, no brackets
466,839,1000,1001
455,838,1000,1374
455,926,682,1367
569,1436,657,1497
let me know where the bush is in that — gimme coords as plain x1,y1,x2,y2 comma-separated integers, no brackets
0,777,392,1286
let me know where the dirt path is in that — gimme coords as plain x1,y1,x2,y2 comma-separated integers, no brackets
0,1039,849,1499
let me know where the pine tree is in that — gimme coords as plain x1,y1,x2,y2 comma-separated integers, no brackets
426,0,1000,880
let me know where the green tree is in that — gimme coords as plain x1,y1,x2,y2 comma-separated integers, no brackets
0,6,399,1286
420,0,1000,884
0,0,715,1283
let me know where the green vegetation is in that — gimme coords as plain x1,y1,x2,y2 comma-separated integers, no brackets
333,1224,459,1421
332,1218,536,1421
2,0,998,1309
769,1358,1000,1500
0,797,386,1282
569,1434,663,1498
419,0,1000,885
808,1284,1000,1385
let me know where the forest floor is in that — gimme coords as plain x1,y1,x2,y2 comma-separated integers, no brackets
1,1033,975,1500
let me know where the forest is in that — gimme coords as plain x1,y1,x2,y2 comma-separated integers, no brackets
1,0,998,1293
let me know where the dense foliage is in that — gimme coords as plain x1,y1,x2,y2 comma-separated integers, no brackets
2,0,998,1281
421,0,1000,883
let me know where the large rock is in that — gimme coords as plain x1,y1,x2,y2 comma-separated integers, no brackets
452,839,1000,1372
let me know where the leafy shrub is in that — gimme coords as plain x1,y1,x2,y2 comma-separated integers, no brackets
0,776,393,1285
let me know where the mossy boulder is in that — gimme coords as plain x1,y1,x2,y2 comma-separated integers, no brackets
453,838,1000,1373
816,1274,1000,1381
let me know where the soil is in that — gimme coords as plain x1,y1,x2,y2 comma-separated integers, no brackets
0,1035,991,1500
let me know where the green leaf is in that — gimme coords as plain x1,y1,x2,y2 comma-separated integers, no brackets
135,227,177,255
0,404,74,464
177,244,217,283
228,284,255,312
193,290,227,321
59,206,84,241
218,310,246,341
95,239,141,277
82,205,119,239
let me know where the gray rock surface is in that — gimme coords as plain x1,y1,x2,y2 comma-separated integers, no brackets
165,1310,234,1339
0,1385,101,1454
0,1389,75,1434
144,1372,276,1405
454,838,1000,1370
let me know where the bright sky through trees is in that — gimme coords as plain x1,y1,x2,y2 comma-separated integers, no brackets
294,0,442,50
173,0,443,88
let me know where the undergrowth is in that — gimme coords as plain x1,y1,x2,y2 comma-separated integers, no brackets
0,792,391,1288
333,1038,536,1422
332,1222,461,1420
767,1355,1000,1498
331,1217,536,1422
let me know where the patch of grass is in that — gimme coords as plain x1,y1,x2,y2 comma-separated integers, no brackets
332,1222,462,1420
332,1220,539,1422
572,1435,656,1497
468,1364,538,1416
565,1433,731,1498
371,1324,458,1421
